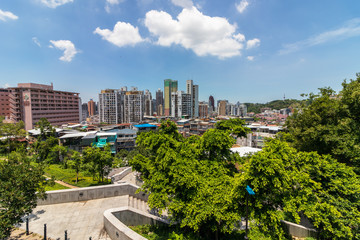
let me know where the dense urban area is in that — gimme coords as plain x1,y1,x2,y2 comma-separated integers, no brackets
1,75,360,240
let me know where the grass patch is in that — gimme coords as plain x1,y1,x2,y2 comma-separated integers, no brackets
44,164,111,188
45,182,70,191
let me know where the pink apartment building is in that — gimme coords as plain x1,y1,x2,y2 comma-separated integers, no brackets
1,83,80,130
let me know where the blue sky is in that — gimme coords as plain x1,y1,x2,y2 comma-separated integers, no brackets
1,0,360,103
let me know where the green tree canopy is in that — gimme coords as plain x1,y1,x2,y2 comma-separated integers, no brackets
285,79,360,171
82,145,113,182
0,117,26,154
130,120,248,238
237,139,360,240
0,149,47,238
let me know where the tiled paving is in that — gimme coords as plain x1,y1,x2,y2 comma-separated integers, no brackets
18,196,129,240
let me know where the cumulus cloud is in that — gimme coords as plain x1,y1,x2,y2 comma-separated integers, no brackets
3,83,10,88
247,56,254,61
246,38,260,49
280,18,360,54
234,33,245,42
94,22,145,47
105,0,123,13
171,0,193,9
40,0,73,8
144,7,246,59
49,40,79,62
236,0,249,14
0,9,18,21
32,37,41,47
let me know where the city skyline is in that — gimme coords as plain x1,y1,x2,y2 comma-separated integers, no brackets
1,1,360,103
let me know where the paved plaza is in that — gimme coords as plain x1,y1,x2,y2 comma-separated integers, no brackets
18,195,130,240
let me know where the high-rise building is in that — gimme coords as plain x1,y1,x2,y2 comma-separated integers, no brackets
208,95,215,112
2,83,80,130
171,91,191,118
193,84,199,118
164,79,178,116
82,103,89,121
124,87,144,123
0,89,14,121
199,101,208,118
218,100,228,116
186,80,199,118
144,90,152,116
88,99,96,116
155,88,164,116
98,89,122,124
235,102,247,117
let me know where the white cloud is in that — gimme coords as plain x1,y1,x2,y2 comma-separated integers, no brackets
236,0,249,14
144,7,245,59
234,33,245,42
107,0,120,4
32,37,41,47
0,9,18,21
40,0,73,8
246,38,260,49
171,0,193,9
49,40,79,62
247,56,254,61
94,22,145,47
105,0,123,13
280,18,360,54
4,83,10,88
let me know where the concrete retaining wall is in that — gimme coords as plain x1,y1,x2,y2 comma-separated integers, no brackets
281,220,317,238
104,207,167,240
111,167,133,183
38,183,147,205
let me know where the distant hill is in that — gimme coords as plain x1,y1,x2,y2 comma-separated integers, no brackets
245,99,304,114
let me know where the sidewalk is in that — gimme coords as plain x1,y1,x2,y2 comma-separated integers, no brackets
16,196,129,240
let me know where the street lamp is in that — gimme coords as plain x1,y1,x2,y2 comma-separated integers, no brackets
245,185,255,240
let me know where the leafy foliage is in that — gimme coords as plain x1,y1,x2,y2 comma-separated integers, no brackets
68,151,83,183
237,139,360,240
130,120,248,237
0,149,47,238
0,117,26,154
215,118,250,138
82,145,113,182
286,76,360,171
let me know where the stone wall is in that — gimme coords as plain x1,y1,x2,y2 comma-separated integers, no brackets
111,167,133,183
281,220,317,238
104,206,168,240
38,183,147,205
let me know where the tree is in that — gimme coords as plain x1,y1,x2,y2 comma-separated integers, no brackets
35,118,55,140
0,148,47,238
0,117,26,154
215,118,250,138
82,145,113,182
31,118,62,163
68,151,83,184
130,120,248,238
236,139,360,240
48,144,69,164
285,85,360,171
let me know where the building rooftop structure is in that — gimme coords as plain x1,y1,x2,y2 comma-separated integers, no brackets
230,146,262,157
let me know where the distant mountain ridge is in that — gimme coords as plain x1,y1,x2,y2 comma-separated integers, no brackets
245,99,304,114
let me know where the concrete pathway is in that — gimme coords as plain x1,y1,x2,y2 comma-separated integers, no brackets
18,196,130,240
9,229,46,240
54,180,79,189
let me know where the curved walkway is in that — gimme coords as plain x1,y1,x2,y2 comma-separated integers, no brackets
18,196,129,240
54,180,79,189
